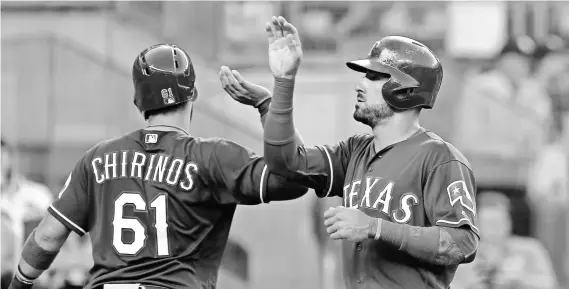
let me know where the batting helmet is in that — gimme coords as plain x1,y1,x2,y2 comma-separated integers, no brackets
346,36,443,110
133,44,197,119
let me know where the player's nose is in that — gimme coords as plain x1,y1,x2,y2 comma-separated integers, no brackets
355,78,366,94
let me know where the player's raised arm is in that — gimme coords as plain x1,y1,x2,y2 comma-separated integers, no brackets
260,16,362,198
263,16,303,175
9,156,91,289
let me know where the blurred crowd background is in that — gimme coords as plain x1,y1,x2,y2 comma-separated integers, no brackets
1,1,569,289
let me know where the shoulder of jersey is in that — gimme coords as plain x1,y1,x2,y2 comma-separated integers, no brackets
190,136,232,148
349,133,374,148
186,136,251,155
87,131,199,152
86,134,250,161
86,132,141,154
421,131,472,169
79,132,151,160
83,137,118,158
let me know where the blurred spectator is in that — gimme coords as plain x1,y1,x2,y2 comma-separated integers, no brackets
1,139,95,289
451,191,557,289
334,1,374,37
527,39,569,286
0,138,53,239
1,139,25,288
1,138,55,288
545,56,569,136
1,201,22,289
527,78,569,288
453,37,552,161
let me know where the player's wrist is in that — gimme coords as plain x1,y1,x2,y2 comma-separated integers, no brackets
9,276,33,289
257,97,272,116
274,75,296,81
270,77,295,112
273,77,295,99
10,266,36,289
367,218,382,239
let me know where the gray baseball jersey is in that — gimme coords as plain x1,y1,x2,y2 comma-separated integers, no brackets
283,128,478,289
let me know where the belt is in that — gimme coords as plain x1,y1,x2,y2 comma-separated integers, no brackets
102,284,168,289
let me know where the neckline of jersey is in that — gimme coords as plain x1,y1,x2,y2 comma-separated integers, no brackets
371,126,427,156
144,125,190,135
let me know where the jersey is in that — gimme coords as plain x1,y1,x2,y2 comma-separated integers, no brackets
286,128,478,289
47,129,306,289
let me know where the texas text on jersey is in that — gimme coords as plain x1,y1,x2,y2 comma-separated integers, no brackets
48,129,307,289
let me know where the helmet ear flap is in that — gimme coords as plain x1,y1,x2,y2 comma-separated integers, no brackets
382,80,412,110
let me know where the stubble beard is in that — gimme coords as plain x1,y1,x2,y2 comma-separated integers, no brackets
353,103,395,127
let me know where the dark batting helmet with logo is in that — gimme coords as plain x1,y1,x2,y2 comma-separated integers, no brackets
132,44,198,119
346,36,443,110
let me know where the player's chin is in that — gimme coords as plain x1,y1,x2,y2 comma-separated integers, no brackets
353,110,368,124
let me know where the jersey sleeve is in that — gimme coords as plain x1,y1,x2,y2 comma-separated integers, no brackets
206,139,308,205
423,160,479,237
306,142,349,198
266,134,370,199
47,157,90,236
306,134,373,198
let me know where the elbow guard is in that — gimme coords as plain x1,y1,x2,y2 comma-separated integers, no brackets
446,227,479,263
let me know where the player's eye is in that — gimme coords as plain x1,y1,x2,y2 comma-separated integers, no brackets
365,71,390,81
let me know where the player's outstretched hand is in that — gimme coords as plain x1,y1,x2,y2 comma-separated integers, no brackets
266,16,303,79
219,66,271,108
324,206,374,242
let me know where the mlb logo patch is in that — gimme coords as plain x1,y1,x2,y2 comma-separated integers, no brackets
145,134,158,144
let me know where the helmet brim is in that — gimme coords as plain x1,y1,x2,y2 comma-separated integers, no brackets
346,59,393,75
346,58,420,87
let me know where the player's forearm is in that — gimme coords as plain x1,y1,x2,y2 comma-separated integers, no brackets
368,219,478,266
264,78,301,175
259,97,305,146
12,228,68,288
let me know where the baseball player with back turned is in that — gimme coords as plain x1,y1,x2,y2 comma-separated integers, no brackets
222,16,480,289
8,44,310,289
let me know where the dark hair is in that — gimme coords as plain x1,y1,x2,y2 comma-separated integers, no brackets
144,101,189,120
